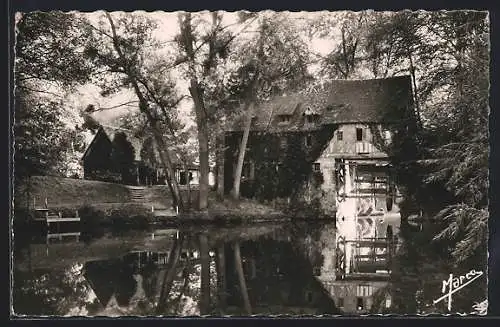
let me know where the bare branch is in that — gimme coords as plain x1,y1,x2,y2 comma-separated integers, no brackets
16,86,63,98
93,101,139,111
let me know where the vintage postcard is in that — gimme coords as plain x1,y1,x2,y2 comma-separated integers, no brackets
11,9,489,317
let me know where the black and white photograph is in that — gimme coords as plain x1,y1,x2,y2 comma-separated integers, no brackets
10,9,489,316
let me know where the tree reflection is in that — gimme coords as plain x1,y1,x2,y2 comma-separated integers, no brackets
156,233,185,314
13,263,100,316
233,241,252,314
13,223,341,316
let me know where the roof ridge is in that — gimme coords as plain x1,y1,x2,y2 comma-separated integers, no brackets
326,75,411,82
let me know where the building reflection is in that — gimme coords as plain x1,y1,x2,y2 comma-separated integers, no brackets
15,220,400,315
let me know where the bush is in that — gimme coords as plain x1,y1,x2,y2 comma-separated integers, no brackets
89,170,122,183
78,205,106,227
107,204,154,228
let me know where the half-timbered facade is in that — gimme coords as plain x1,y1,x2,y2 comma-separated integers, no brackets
224,75,415,280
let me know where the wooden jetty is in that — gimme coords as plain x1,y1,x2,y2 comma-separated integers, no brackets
46,232,81,243
31,197,81,227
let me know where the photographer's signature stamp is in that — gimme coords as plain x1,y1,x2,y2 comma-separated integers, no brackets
433,270,484,311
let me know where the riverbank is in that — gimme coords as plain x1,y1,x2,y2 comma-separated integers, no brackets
13,176,334,226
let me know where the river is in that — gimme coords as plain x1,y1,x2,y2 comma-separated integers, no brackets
12,220,398,316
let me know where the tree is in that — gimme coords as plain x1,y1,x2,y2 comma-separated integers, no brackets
81,12,186,210
228,12,313,199
319,12,368,80
14,12,93,180
15,12,93,93
175,12,233,212
14,90,72,179
365,10,489,312
423,11,489,268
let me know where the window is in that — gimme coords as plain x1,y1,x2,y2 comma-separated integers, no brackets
338,297,344,307
357,285,372,297
305,135,313,147
337,130,343,141
242,161,255,180
357,297,364,311
279,115,291,123
306,114,318,124
179,171,192,185
356,128,364,141
305,291,314,303
313,163,321,172
280,137,287,148
385,296,392,308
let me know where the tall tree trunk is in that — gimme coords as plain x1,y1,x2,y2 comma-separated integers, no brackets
150,125,185,211
407,53,422,129
182,162,191,209
105,12,184,211
180,13,211,213
216,134,225,201
230,20,264,201
341,27,350,79
233,241,252,314
199,233,211,315
156,233,185,314
231,102,253,200
215,244,227,311
189,82,210,212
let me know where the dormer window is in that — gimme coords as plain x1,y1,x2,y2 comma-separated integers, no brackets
303,107,320,124
279,137,287,149
305,134,313,147
278,115,291,123
306,115,317,124
383,129,392,143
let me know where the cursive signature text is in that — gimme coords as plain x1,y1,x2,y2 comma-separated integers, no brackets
433,269,484,311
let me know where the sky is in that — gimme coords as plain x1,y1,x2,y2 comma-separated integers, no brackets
76,11,340,128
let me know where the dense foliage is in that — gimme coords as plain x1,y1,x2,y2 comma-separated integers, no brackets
14,12,93,179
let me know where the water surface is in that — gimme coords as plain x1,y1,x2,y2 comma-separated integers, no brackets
13,221,394,316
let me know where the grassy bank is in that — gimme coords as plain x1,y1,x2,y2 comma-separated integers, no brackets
14,176,131,208
13,176,333,226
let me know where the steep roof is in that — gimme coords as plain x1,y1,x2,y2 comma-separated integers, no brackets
82,126,195,167
322,75,413,124
226,75,413,133
101,126,144,161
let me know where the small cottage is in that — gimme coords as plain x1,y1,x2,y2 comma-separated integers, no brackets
81,126,208,187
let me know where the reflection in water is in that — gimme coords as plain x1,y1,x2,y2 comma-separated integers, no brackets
13,221,395,316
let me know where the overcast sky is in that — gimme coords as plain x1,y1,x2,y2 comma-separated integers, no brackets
74,11,340,128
